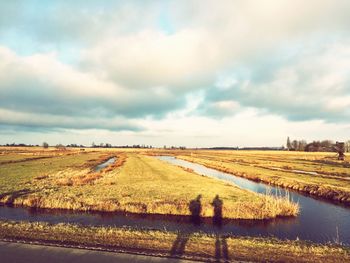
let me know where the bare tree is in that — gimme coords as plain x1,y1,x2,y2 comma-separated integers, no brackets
298,140,307,151
286,137,291,151
320,140,334,149
345,140,350,152
42,142,49,149
292,140,298,151
55,144,66,150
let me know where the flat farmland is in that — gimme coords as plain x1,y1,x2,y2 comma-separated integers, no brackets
167,150,350,204
0,147,297,219
1,147,350,262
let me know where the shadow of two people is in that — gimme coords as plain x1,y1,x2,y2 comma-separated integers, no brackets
171,194,229,261
171,233,229,262
189,194,223,226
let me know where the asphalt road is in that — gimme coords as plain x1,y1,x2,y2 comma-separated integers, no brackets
0,241,198,263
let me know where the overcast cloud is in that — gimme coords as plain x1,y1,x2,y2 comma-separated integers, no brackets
0,0,350,146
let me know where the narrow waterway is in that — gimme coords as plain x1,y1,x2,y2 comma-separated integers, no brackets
0,156,349,245
93,157,116,172
157,156,350,245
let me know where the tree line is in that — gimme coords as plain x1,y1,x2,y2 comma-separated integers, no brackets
286,137,350,152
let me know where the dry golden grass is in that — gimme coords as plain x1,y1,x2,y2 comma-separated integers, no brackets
55,172,102,186
0,220,348,263
102,153,127,173
54,153,127,186
167,150,350,204
82,154,115,168
0,148,298,219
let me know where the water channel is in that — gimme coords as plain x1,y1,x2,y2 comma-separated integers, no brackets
157,156,350,245
0,156,349,245
93,157,116,172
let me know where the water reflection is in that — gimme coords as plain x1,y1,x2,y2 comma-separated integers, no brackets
94,157,116,172
157,156,350,245
0,156,349,245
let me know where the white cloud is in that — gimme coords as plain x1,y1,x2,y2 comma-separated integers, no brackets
0,108,142,131
81,29,222,89
1,1,350,145
0,46,184,123
200,39,350,122
131,109,350,147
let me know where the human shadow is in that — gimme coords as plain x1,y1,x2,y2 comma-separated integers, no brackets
189,194,202,225
170,195,202,257
170,231,191,257
215,234,230,262
170,195,230,260
212,195,223,227
212,195,229,262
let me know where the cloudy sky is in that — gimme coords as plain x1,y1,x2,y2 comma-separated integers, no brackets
1,0,350,147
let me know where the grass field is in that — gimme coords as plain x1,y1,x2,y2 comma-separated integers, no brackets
0,147,297,219
0,220,348,263
155,150,350,204
1,147,350,262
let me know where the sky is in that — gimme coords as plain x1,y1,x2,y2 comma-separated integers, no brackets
0,0,350,147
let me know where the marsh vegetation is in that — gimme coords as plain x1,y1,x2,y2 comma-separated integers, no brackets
0,147,297,219
1,147,350,262
164,150,350,204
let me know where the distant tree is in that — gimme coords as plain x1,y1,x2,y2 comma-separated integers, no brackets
298,140,307,151
42,142,49,149
55,144,66,150
345,140,350,152
286,137,291,150
305,141,323,152
291,140,298,151
320,140,334,149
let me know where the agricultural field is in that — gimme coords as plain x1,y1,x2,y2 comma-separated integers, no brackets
0,147,297,219
162,150,350,204
1,147,350,262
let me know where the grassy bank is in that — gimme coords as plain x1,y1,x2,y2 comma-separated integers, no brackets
0,148,298,219
169,151,350,204
0,220,348,262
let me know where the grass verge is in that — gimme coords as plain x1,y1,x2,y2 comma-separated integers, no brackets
0,220,348,262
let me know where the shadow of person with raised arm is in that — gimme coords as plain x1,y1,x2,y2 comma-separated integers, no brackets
170,195,202,257
212,194,223,227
